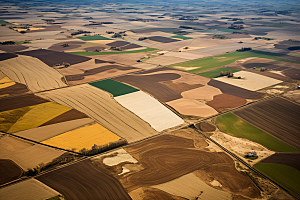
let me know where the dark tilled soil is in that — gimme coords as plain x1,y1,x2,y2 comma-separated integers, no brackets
0,53,17,61
148,36,180,43
0,45,28,53
234,97,300,150
48,42,85,51
195,122,216,132
37,160,131,200
207,79,264,99
0,94,48,112
121,43,143,50
0,159,23,185
17,49,91,66
283,68,300,80
206,93,247,112
0,82,29,97
260,152,300,171
106,41,130,47
130,29,157,33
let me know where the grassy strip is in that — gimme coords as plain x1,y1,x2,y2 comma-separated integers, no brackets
254,163,300,198
216,113,299,152
169,50,300,74
76,35,113,41
0,20,8,24
69,48,158,56
198,67,240,78
171,35,193,40
89,79,139,97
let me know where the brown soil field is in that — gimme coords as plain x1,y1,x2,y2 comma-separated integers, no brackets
40,109,89,126
234,97,300,150
148,36,179,43
64,64,141,85
120,133,259,195
208,79,264,99
0,55,68,92
283,68,300,80
37,159,131,200
0,159,23,185
84,46,106,52
129,187,186,200
0,94,48,112
37,84,157,143
206,94,247,112
195,122,216,132
131,29,157,33
121,44,143,50
0,45,28,53
106,41,131,47
260,152,300,171
14,118,94,142
89,52,147,66
115,73,182,102
144,55,189,66
0,82,29,98
0,53,18,61
17,49,91,66
48,41,85,51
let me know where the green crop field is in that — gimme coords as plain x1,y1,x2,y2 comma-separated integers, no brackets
168,50,300,74
171,35,193,40
0,20,8,24
254,163,300,198
76,35,113,41
198,67,240,78
69,48,158,56
216,113,299,152
89,79,139,97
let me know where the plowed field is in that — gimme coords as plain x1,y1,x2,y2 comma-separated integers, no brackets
234,97,300,150
37,160,131,200
37,84,157,143
0,55,67,92
0,159,23,185
0,44,28,53
206,94,247,112
260,153,300,171
0,82,29,97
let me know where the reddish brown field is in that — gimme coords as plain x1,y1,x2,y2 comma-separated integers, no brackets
0,53,17,61
17,49,91,66
40,109,89,126
148,36,179,43
259,153,300,171
37,160,131,200
0,83,29,97
0,45,28,53
0,159,23,185
234,97,300,150
48,41,85,51
206,93,247,112
208,79,264,99
115,73,182,102
195,122,216,132
283,68,300,80
0,94,48,112
106,41,130,47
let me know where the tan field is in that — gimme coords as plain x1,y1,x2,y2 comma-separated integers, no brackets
167,98,218,117
152,173,232,200
0,55,67,92
42,123,121,152
131,63,158,69
145,55,189,66
165,51,206,60
14,118,94,142
182,85,222,100
0,135,33,157
0,178,60,200
37,84,158,143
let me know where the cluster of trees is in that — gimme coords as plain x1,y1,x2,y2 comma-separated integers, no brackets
228,24,244,30
213,35,227,39
0,41,15,45
138,37,148,41
79,139,127,156
112,31,126,38
236,47,252,52
220,71,233,77
71,30,91,36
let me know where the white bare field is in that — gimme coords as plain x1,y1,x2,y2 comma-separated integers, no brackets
115,91,184,132
37,84,158,143
215,71,282,91
152,173,232,200
0,179,59,200
0,55,67,92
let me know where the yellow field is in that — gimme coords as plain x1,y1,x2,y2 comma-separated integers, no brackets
8,102,71,133
0,82,15,89
0,77,13,84
42,123,121,152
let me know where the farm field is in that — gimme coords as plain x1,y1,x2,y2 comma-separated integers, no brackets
144,55,189,66
89,79,139,97
115,91,184,131
216,113,299,152
89,52,148,66
215,71,282,91
37,159,131,200
170,35,193,40
234,97,300,150
0,44,28,53
14,118,93,142
0,81,29,98
198,67,240,78
77,35,113,41
0,179,60,200
69,48,158,56
0,55,67,92
37,84,158,143
259,152,300,171
206,94,247,112
42,123,122,153
129,187,186,200
168,50,300,74
0,159,23,185
254,163,300,198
